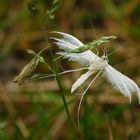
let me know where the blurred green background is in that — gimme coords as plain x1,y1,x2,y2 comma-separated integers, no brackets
0,0,140,140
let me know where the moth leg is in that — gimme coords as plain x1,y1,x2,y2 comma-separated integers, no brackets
58,67,88,75
101,46,109,62
77,69,103,124
95,47,99,56
37,67,88,79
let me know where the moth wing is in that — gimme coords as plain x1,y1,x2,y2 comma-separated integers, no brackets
103,65,140,103
58,51,100,66
71,70,94,93
52,31,101,66
50,37,78,51
51,31,83,47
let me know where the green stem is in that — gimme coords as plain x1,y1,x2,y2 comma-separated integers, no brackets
83,95,90,140
49,50,77,140
55,75,77,140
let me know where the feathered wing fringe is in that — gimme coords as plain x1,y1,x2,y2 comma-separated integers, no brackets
51,31,84,47
57,51,99,66
50,37,78,51
103,65,140,103
51,31,100,66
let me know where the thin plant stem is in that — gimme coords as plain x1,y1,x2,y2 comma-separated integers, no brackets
42,11,77,139
49,50,77,140
55,75,77,140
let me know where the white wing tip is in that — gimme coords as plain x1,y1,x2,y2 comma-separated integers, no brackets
51,31,59,34
49,37,58,40
51,31,66,35
71,88,74,93
71,86,76,93
49,37,62,45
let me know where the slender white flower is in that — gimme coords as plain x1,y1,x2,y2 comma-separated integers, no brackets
51,31,140,123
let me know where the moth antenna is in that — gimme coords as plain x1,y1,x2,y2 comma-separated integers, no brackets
107,50,116,57
103,42,127,60
90,21,98,39
107,43,126,57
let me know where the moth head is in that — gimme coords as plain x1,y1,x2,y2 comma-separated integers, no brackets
101,54,109,63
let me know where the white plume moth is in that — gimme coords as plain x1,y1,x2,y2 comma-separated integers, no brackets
51,31,140,123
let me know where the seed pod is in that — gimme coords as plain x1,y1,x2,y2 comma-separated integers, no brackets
13,55,40,85
13,48,47,85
